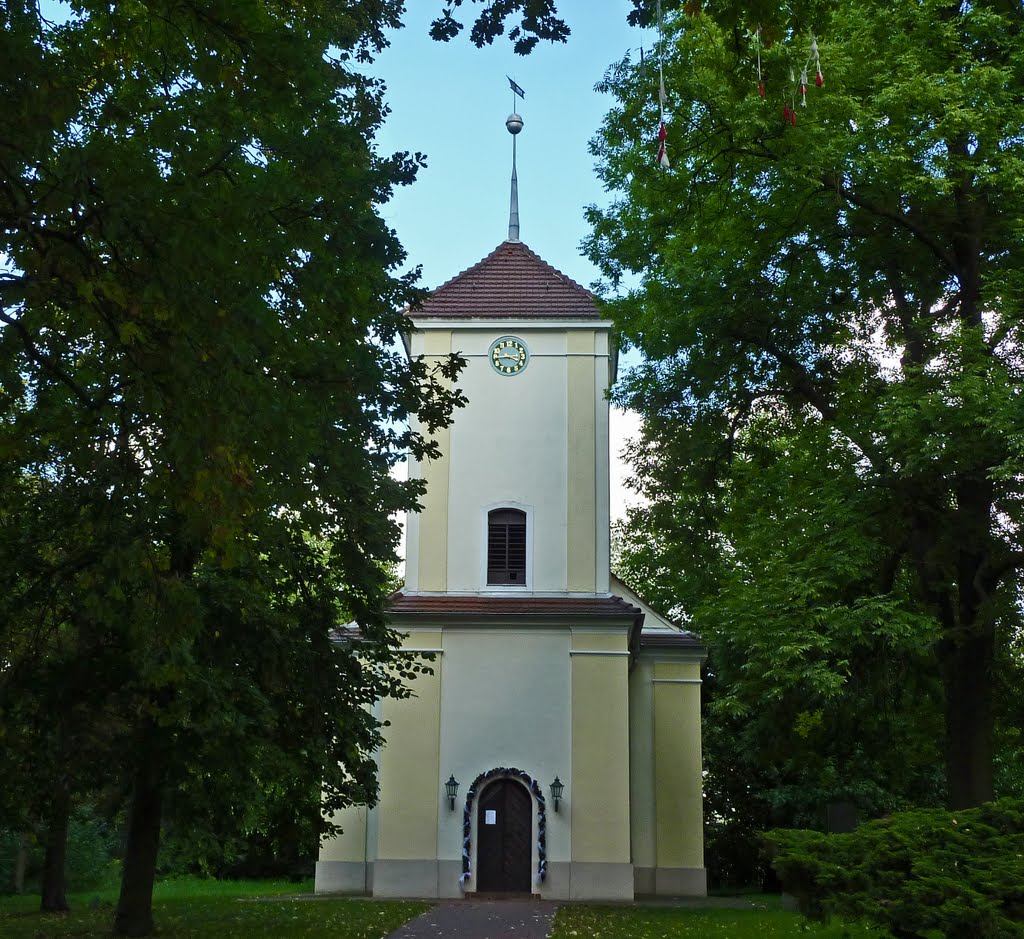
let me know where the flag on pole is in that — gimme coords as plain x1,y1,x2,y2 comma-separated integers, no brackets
657,0,667,114
507,76,526,99
656,0,669,168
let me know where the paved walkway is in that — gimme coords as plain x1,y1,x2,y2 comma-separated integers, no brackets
385,900,556,939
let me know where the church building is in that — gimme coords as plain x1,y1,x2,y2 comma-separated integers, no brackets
315,114,706,901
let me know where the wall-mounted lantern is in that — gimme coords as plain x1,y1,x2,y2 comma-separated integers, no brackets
444,775,459,811
550,776,564,813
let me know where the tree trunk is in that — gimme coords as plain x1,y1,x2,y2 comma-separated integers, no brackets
939,473,999,810
13,833,29,894
114,758,163,937
940,629,995,809
40,786,71,912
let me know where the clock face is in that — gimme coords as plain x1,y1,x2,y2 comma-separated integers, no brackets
489,336,529,375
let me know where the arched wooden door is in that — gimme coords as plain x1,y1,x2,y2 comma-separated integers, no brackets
476,778,532,892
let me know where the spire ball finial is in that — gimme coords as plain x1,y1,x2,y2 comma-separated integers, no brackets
506,113,524,135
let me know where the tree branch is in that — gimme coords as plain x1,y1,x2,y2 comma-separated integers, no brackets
824,174,959,273
758,336,890,476
0,309,102,410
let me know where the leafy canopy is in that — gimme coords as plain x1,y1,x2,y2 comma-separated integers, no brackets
1,0,465,932
589,0,1024,810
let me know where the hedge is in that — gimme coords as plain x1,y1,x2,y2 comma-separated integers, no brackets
764,799,1024,938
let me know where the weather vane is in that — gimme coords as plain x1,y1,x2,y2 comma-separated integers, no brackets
505,77,525,242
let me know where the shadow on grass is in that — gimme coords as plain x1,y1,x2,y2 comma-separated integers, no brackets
0,877,431,939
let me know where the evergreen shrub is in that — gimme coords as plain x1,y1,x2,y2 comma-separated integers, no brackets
764,799,1024,938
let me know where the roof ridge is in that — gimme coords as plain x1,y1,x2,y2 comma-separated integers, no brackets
427,241,509,297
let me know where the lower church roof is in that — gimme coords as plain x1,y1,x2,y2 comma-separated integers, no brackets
387,592,642,621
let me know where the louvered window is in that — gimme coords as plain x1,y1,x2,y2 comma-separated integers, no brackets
487,509,527,585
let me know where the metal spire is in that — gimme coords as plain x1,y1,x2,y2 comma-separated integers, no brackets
506,112,523,242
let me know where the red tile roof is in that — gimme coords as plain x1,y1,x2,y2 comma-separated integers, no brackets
387,593,641,620
332,595,704,653
638,631,704,652
410,240,601,320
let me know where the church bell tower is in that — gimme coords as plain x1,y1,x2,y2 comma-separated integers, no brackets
403,111,614,598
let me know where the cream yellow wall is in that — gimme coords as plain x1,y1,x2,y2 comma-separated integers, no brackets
570,631,631,863
653,660,704,870
319,805,367,863
593,331,611,594
436,627,572,866
567,331,597,592
405,321,612,595
407,332,452,592
446,328,568,592
375,634,443,860
628,657,657,869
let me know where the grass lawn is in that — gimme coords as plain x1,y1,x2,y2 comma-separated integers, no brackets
551,903,889,938
0,878,430,938
2,881,891,938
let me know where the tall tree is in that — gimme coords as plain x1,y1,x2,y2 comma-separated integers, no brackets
588,0,1024,809
1,1,462,934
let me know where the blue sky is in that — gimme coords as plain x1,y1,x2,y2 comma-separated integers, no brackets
38,1,650,295
369,2,652,294
369,4,652,522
